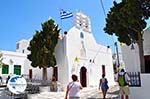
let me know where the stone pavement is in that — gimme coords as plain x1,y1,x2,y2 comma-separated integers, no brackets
0,85,119,99
28,85,119,99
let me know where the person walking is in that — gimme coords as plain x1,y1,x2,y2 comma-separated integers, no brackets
50,76,57,92
0,75,2,85
65,74,83,99
6,73,12,84
99,74,109,99
116,69,130,99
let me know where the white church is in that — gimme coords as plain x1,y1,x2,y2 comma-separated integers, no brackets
0,12,116,88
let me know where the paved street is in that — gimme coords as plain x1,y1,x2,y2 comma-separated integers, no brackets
0,85,119,99
28,85,119,99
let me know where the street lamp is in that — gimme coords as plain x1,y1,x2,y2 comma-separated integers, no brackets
114,42,120,67
9,59,13,74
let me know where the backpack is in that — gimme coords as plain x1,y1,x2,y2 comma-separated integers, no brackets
118,73,128,87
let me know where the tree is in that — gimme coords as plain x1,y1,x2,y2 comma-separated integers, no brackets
27,19,60,80
104,0,150,73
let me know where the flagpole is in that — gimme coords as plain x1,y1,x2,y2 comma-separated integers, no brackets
60,18,63,33
60,9,63,33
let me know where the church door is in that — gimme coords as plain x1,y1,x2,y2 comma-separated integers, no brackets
80,67,87,87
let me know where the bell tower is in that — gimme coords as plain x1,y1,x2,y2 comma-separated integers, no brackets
74,12,91,33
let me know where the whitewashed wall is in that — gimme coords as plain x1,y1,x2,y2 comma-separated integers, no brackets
66,27,83,83
23,59,53,80
129,74,150,99
1,51,26,78
55,38,69,88
121,44,140,72
0,51,53,80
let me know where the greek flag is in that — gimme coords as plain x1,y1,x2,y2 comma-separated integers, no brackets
60,9,73,19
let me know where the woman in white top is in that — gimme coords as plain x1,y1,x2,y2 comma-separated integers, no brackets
65,74,83,99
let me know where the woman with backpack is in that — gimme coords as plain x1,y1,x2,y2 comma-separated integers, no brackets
99,74,109,99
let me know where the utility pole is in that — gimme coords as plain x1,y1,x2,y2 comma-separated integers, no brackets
114,42,120,67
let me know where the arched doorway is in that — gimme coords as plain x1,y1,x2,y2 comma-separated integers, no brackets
80,66,87,87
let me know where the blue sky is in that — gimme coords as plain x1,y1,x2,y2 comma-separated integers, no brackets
0,0,149,53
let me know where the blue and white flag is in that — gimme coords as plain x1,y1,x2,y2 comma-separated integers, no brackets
60,9,73,19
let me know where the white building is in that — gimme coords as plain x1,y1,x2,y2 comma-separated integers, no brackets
0,12,116,88
0,51,26,77
121,27,150,98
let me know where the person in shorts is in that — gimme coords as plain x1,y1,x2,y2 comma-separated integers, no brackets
116,69,130,99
